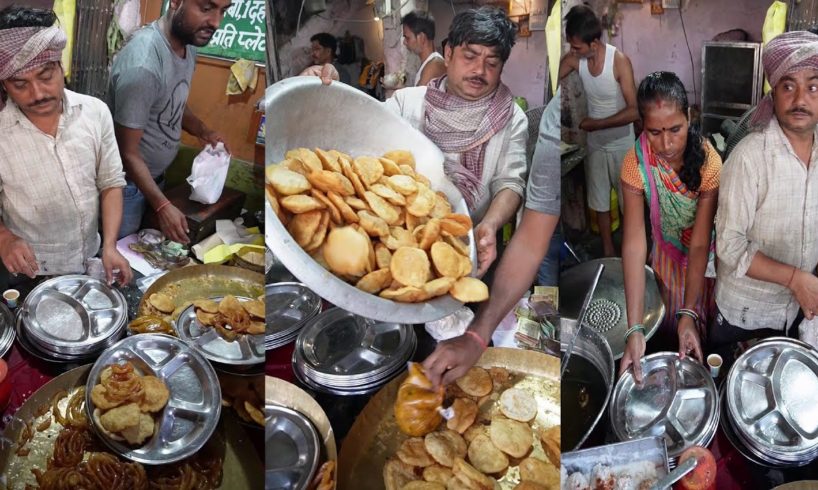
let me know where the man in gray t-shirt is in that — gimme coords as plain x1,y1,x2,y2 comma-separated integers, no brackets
109,0,232,243
423,89,562,387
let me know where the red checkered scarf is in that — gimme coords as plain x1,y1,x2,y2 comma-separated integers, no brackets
0,26,66,110
424,76,514,210
751,31,818,131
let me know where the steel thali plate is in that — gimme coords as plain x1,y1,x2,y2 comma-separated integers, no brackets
176,297,265,367
85,334,222,465
610,352,719,458
264,77,475,324
727,337,818,458
560,258,665,360
266,404,321,490
266,282,321,339
21,275,127,354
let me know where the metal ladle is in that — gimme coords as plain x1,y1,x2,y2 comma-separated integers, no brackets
560,263,605,378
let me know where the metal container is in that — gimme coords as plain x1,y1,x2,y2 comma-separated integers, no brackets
560,258,665,359
610,352,719,459
266,282,322,351
266,248,296,285
20,275,127,356
561,317,615,450
725,337,818,466
264,77,474,324
562,436,670,484
266,404,322,490
175,297,265,367
0,303,15,358
292,308,416,395
85,334,222,465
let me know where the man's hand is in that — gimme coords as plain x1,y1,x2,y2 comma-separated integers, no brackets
422,333,485,390
299,64,339,85
677,316,703,363
579,117,598,132
791,269,818,319
0,232,38,278
475,222,497,277
157,204,190,245
200,129,231,155
101,246,133,285
619,332,646,383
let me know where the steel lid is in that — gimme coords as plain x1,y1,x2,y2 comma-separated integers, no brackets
726,337,818,460
175,297,265,366
266,404,321,490
266,282,321,340
560,258,665,360
21,275,127,354
85,333,222,465
610,352,719,458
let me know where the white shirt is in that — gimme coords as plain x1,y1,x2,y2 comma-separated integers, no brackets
414,51,444,86
578,44,634,151
0,89,126,275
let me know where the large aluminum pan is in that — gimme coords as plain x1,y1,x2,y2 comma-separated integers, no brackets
610,352,719,458
560,258,665,360
85,334,222,465
264,76,475,324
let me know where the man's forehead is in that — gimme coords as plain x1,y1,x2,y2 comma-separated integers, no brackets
778,68,818,82
458,43,500,57
8,62,57,82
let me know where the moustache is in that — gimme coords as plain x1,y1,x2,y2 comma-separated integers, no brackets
788,107,813,116
465,77,488,86
29,98,55,108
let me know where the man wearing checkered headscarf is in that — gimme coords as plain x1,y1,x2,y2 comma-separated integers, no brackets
711,31,818,361
0,6,132,287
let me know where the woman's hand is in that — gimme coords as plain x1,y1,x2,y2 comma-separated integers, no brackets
677,315,703,363
619,331,646,383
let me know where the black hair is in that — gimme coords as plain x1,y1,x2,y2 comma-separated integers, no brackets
402,10,435,41
0,6,57,29
637,71,705,192
310,33,337,58
565,5,602,44
447,7,516,63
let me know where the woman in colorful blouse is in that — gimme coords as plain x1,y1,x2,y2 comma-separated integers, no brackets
618,71,721,382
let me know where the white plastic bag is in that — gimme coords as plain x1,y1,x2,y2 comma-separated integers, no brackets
187,143,230,205
799,316,818,349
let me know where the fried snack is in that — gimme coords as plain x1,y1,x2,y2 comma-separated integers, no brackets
315,148,343,172
450,458,495,490
307,169,355,196
455,367,492,398
423,465,454,485
102,362,144,404
397,437,436,467
288,210,323,247
356,268,393,294
380,286,429,303
450,278,489,303
462,424,487,444
447,398,478,434
383,458,420,490
140,376,170,412
489,417,533,459
148,293,175,314
430,242,465,279
344,195,369,210
364,191,401,225
387,175,419,195
441,232,471,257
418,218,441,250
424,430,467,467
128,315,175,336
285,148,323,172
375,243,393,269
385,227,419,251
406,183,436,217
310,460,337,490
268,166,312,195
430,193,453,219
323,227,371,277
242,299,264,319
91,384,121,410
382,150,416,169
328,190,360,223
395,363,445,437
467,433,509,475
499,388,538,423
280,194,326,213
358,210,390,238
488,367,514,392
99,403,141,433
423,277,456,299
306,211,331,252
370,183,407,206
539,425,561,467
440,214,473,237
311,189,342,224
519,457,559,486
403,482,445,490
121,412,155,445
391,247,431,288
353,156,385,185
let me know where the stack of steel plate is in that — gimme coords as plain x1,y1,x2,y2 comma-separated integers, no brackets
266,282,322,350
0,303,14,358
266,404,321,489
610,352,719,460
17,275,127,362
724,337,818,467
292,308,416,395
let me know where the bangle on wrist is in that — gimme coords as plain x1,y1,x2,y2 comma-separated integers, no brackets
155,200,171,213
787,266,798,289
676,308,700,325
464,330,488,351
624,324,646,341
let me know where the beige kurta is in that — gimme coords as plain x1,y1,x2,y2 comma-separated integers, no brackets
0,89,126,275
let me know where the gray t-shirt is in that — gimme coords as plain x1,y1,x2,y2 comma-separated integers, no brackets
526,87,560,215
107,22,196,178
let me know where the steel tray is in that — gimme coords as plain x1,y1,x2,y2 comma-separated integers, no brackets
562,436,670,482
726,338,818,458
266,404,322,490
176,297,264,367
560,258,665,360
264,77,475,324
85,334,222,465
21,275,127,354
610,352,719,458
266,282,321,339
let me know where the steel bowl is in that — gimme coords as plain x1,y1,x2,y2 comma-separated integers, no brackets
264,77,475,324
560,258,665,360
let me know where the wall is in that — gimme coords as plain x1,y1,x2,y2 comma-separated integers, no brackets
275,0,384,80
429,0,548,108
142,0,265,163
609,0,770,106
